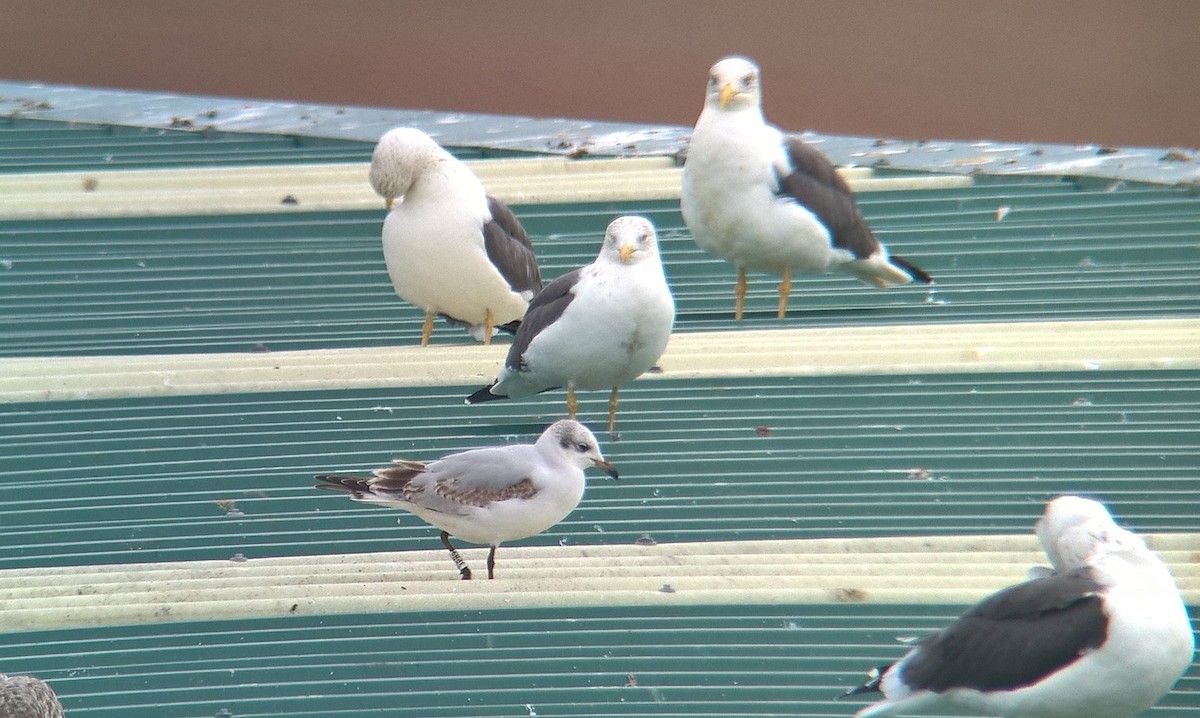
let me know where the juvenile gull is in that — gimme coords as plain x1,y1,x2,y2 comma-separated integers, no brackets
0,674,64,718
843,495,1194,718
315,420,618,580
369,127,542,345
465,216,675,434
681,56,931,319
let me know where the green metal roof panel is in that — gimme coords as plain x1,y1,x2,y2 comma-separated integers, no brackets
2,604,1197,717
2,102,1198,717
0,118,527,173
3,370,1196,570
3,175,1199,357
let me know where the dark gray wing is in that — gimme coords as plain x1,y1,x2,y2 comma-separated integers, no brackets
898,567,1107,693
465,267,583,404
503,267,584,372
483,196,543,299
775,137,881,260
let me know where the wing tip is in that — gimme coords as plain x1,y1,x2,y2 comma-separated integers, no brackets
889,254,933,284
466,384,507,405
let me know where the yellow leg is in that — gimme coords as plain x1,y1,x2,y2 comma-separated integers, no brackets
566,385,578,419
607,386,620,434
777,267,791,319
483,308,494,346
420,311,434,347
734,267,748,320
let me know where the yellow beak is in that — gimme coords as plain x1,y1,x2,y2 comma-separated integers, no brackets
719,84,737,110
384,197,394,210
619,244,636,263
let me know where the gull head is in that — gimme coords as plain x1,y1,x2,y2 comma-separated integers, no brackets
1036,495,1145,570
368,127,444,209
705,56,762,112
601,215,660,266
541,420,619,479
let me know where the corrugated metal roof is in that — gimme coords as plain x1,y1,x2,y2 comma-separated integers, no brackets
1,105,1198,716
1,605,1195,717
3,371,1199,570
4,174,1199,356
0,117,382,172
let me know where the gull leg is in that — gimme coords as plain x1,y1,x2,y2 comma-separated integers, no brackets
421,311,435,347
486,545,497,579
777,267,791,319
566,385,578,419
608,386,619,435
483,308,494,346
440,530,472,580
734,267,748,320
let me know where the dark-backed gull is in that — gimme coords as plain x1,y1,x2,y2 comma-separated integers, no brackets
368,127,542,345
466,216,675,434
681,56,931,319
844,495,1194,718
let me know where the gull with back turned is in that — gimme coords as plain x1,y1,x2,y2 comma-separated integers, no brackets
843,495,1194,718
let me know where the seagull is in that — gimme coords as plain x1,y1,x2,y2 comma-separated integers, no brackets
465,216,675,434
843,495,1194,718
0,674,64,718
315,420,618,580
368,127,542,345
681,56,932,319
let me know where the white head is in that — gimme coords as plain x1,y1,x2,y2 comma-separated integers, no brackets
538,420,619,478
704,56,763,113
368,127,447,208
598,215,661,267
1036,495,1145,570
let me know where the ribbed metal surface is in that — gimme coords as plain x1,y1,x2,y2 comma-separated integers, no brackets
3,114,1198,717
3,370,1196,570
0,117,507,173
0,604,1193,717
3,175,1199,357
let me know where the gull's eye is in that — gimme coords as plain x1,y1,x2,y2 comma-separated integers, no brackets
741,73,755,89
575,442,591,453
708,73,719,86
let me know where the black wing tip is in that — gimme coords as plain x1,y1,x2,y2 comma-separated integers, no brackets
838,664,890,699
466,384,507,405
889,254,933,284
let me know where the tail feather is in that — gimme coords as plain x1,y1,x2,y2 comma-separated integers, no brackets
314,473,372,494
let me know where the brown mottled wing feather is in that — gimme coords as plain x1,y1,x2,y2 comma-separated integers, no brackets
434,476,537,507
483,196,543,299
775,137,881,260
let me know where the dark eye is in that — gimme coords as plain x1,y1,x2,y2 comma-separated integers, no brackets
741,73,754,88
576,442,590,453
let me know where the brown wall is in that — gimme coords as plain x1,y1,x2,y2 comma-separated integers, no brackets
1,0,1196,147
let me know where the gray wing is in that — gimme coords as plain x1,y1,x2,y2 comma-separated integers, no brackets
412,444,542,511
774,137,881,260
502,266,584,373
898,567,1107,693
483,196,543,300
